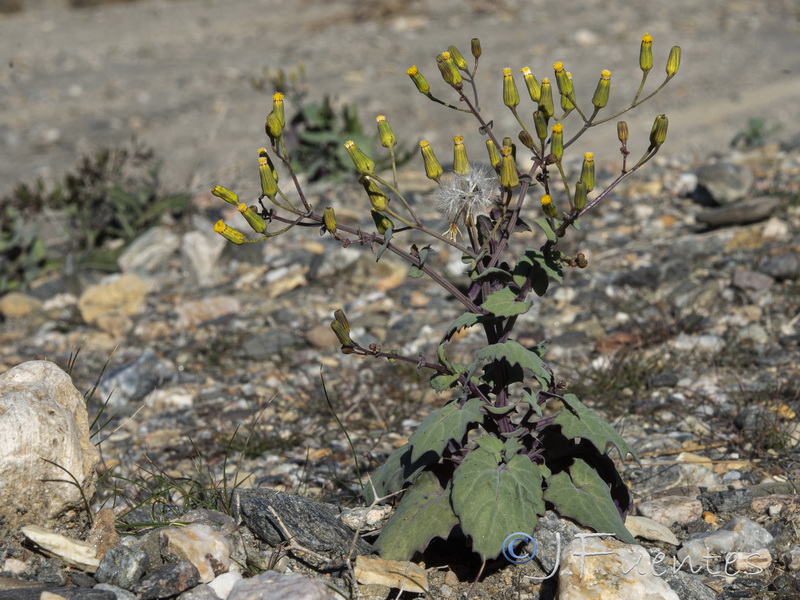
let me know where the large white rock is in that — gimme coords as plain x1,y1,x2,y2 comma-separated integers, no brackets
558,534,679,600
0,361,100,530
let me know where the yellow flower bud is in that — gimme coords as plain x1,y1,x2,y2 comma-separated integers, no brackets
550,123,564,161
258,156,279,200
407,65,430,95
533,109,548,141
345,140,375,176
265,111,283,143
499,147,519,190
580,152,595,192
211,185,239,205
323,206,337,236
419,140,443,182
592,70,612,109
371,209,393,234
540,194,557,217
538,78,554,119
272,92,285,128
485,139,501,171
471,37,482,59
238,203,267,234
448,45,468,70
452,135,470,175
213,220,246,245
573,181,588,211
376,115,396,149
520,67,541,102
502,67,520,109
639,33,653,74
553,62,573,97
436,51,462,87
360,175,390,211
666,46,681,78
648,114,669,150
617,121,629,145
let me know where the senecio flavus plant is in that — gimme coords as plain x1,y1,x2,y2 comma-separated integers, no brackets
213,35,680,568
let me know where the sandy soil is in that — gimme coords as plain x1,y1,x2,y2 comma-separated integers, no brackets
1,0,798,198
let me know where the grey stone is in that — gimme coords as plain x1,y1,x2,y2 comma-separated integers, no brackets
118,226,180,274
699,488,753,513
135,560,201,600
659,568,717,600
731,269,774,292
721,516,774,551
178,583,223,599
0,589,116,599
677,529,741,565
95,544,149,590
695,195,782,226
694,161,754,205
234,489,371,568
94,583,137,600
98,350,180,409
228,571,337,600
760,252,800,281
0,361,99,530
782,545,800,570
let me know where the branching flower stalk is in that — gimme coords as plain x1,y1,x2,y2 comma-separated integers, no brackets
212,34,681,567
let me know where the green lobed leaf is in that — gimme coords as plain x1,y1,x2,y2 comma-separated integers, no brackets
374,471,459,561
554,393,639,462
375,225,393,261
444,312,481,341
408,245,432,278
480,288,532,317
476,340,550,387
408,398,483,464
471,267,513,282
543,458,635,544
430,372,460,392
451,441,545,560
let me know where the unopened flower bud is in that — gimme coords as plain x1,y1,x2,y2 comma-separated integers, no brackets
448,45,468,70
213,219,246,244
580,152,595,192
272,92,285,127
371,209,393,234
576,252,588,268
520,67,541,102
553,62,573,97
533,109,548,141
550,123,564,161
485,139,501,171
345,140,375,176
211,185,239,205
561,90,575,113
407,65,430,95
639,33,653,74
265,111,283,143
258,155,279,200
471,38,482,59
573,181,588,211
376,115,396,149
360,175,390,211
502,67,520,109
436,51,462,87
330,309,353,349
518,130,535,151
592,70,612,109
499,147,519,189
238,203,267,234
666,46,681,78
452,135,470,175
540,194,557,218
617,121,629,145
648,114,669,150
323,206,337,236
419,140,443,182
538,78,554,119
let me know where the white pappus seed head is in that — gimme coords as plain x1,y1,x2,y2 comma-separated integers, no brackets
434,164,501,239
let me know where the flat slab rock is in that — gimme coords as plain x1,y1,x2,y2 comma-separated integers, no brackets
233,489,372,567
